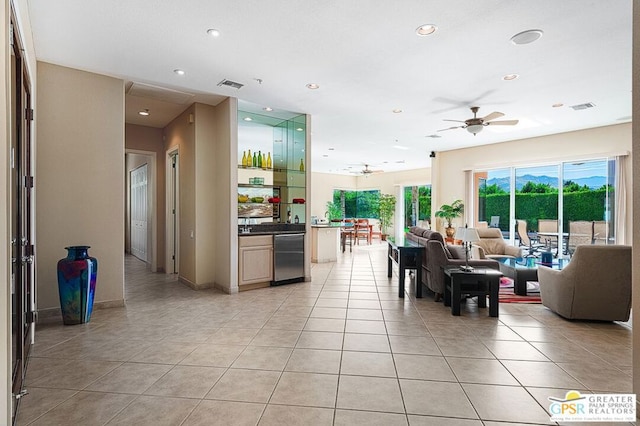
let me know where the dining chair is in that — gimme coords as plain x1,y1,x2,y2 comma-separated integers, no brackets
355,218,371,245
537,219,559,252
489,216,500,228
592,220,609,245
567,220,593,256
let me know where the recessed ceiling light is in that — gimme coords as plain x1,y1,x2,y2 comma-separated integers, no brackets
425,134,441,138
243,117,252,121
393,145,409,150
392,109,403,113
323,154,329,157
306,83,319,89
503,74,519,81
263,107,273,112
552,103,564,108
206,28,220,37
138,109,150,116
328,148,335,151
174,69,185,76
510,29,543,45
416,24,437,36
296,128,304,132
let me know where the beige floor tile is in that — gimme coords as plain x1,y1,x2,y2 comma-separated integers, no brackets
502,360,583,388
315,298,349,308
273,305,313,317
407,415,483,425
340,350,397,377
258,404,334,426
304,318,346,332
250,329,301,347
30,359,122,390
206,368,280,403
343,333,391,352
447,357,518,385
285,348,342,374
484,340,549,361
434,337,495,359
462,383,552,424
270,371,338,408
23,357,75,385
348,299,382,309
144,365,225,398
183,400,265,426
86,362,173,394
394,354,456,381
29,391,136,426
349,292,381,300
295,331,344,350
318,291,349,299
336,375,404,413
207,328,259,345
347,308,384,320
509,326,570,343
231,346,293,371
86,339,155,362
385,321,430,336
557,361,632,393
334,409,408,425
179,343,245,367
128,341,199,365
400,379,477,418
14,387,77,425
310,307,348,319
106,395,199,425
389,335,441,355
262,315,308,331
345,319,387,334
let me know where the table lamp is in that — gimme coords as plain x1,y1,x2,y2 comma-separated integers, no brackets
456,227,480,272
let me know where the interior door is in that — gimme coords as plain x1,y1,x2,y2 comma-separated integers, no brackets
10,14,36,423
130,164,148,261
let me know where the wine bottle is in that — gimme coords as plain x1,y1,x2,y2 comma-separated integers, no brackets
241,151,247,168
252,152,257,167
262,153,267,169
299,158,304,171
266,152,272,169
247,150,252,167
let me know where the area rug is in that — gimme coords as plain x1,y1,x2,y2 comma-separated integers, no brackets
499,277,542,303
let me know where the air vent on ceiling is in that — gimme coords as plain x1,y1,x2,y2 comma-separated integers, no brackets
570,102,595,111
425,134,442,138
217,79,244,89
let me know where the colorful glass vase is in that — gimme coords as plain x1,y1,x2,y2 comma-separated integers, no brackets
57,246,98,325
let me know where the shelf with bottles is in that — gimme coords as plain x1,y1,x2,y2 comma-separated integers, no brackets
240,149,273,169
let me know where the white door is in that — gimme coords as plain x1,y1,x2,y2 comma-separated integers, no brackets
130,164,148,261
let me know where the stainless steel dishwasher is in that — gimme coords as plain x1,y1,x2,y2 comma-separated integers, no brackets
273,233,305,285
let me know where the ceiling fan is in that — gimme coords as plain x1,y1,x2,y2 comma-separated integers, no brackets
438,106,519,135
349,164,384,176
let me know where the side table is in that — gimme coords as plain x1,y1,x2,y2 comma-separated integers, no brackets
443,267,502,317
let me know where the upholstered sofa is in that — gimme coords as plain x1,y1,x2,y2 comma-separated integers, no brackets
405,226,500,300
537,245,631,321
472,228,522,259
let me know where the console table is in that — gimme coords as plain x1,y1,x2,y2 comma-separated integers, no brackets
387,237,424,298
443,267,502,317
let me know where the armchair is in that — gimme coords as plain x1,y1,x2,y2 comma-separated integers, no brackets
537,245,631,321
472,227,522,259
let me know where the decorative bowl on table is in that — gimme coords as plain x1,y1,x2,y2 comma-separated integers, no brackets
250,196,264,203
292,198,305,204
268,197,281,203
238,194,249,203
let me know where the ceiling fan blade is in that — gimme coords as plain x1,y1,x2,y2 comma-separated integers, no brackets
482,111,504,122
443,119,466,123
486,119,519,126
437,126,464,132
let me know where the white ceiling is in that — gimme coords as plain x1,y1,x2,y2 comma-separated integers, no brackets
27,0,632,175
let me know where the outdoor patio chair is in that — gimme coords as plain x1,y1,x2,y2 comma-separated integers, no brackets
567,220,593,256
592,220,609,245
537,219,559,253
489,216,500,228
515,219,545,257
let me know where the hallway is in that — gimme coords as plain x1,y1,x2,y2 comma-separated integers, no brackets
17,245,633,425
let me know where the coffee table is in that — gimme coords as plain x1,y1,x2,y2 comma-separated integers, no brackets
497,257,569,296
443,267,502,317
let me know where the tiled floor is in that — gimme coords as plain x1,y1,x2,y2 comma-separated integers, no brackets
17,243,634,425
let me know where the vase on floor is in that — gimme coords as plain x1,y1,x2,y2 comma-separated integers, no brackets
57,246,98,325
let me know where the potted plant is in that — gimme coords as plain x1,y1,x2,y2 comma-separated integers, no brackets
325,201,342,221
435,199,464,238
378,193,397,240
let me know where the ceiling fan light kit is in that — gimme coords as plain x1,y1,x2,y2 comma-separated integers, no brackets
438,106,519,136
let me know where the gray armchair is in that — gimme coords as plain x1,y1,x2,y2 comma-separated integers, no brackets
425,238,499,301
473,227,522,259
537,245,631,321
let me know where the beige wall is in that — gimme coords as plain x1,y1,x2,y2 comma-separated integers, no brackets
125,124,165,272
36,62,125,311
433,124,632,239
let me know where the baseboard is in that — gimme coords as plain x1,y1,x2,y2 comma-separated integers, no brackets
179,276,212,290
214,282,238,294
37,298,125,320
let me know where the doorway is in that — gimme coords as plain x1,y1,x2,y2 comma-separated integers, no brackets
10,11,36,423
130,164,148,262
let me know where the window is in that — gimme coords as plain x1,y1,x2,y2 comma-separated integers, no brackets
403,185,431,229
333,190,381,218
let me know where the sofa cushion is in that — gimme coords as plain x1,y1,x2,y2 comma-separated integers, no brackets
423,230,444,244
448,245,466,259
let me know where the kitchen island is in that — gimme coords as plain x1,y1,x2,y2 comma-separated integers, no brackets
311,224,340,263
